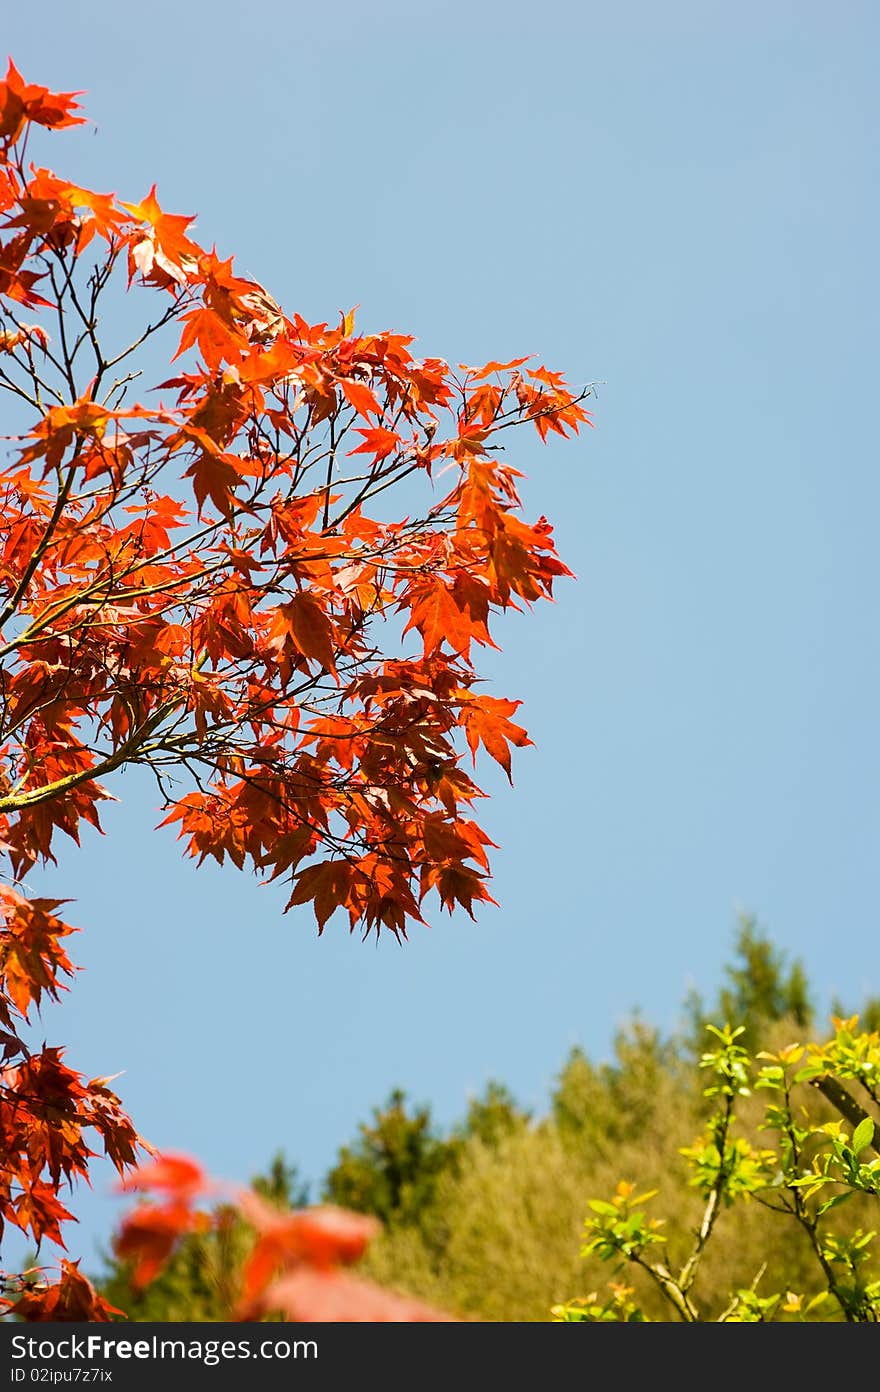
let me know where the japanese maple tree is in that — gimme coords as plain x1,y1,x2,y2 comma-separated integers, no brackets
0,59,592,1318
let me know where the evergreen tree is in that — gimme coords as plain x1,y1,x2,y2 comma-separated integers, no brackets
685,912,813,1053
322,1090,457,1230
457,1081,530,1148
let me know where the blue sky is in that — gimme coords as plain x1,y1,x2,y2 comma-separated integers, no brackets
3,1,878,1273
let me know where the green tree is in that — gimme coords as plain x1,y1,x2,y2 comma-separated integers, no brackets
685,912,813,1054
322,1090,457,1230
362,1123,592,1320
456,1081,530,1148
552,1018,689,1160
251,1152,310,1210
363,1029,695,1320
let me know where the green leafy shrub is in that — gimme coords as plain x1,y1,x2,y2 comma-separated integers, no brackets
554,1018,880,1322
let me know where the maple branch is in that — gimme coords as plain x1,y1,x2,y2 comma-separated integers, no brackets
101,369,142,409
0,444,84,631
0,498,255,661
0,304,62,404
488,383,599,437
45,260,81,399
153,745,365,865
53,247,116,386
0,364,43,411
321,418,336,532
0,697,183,815
331,456,424,531
98,294,190,375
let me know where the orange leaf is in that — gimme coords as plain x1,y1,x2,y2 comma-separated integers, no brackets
0,60,85,144
8,1261,124,1323
121,185,201,265
340,378,381,420
236,1194,380,1304
273,593,337,676
183,449,243,518
347,427,400,462
459,695,532,782
285,860,356,930
401,580,477,658
458,356,530,380
113,1202,202,1289
118,1153,207,1197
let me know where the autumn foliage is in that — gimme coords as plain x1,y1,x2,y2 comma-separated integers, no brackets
0,59,590,1318
110,1154,454,1321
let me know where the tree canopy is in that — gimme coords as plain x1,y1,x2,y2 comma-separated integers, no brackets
0,57,590,1319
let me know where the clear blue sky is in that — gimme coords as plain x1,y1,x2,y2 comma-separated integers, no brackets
4,1,878,1273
